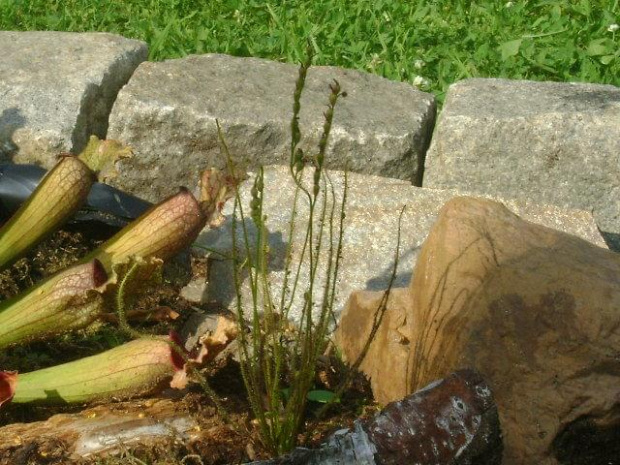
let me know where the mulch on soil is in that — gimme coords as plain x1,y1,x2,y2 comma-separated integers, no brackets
0,227,376,464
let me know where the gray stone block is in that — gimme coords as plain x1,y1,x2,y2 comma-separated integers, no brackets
0,31,147,167
107,54,436,202
195,165,606,324
423,78,620,250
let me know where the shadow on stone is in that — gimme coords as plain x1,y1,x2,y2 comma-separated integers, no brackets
202,217,288,309
365,245,418,291
561,88,620,110
599,230,620,253
553,415,620,465
0,108,26,162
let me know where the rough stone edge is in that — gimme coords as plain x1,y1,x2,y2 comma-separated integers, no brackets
420,77,620,250
71,34,148,154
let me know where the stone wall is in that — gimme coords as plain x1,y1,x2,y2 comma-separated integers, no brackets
0,31,147,167
1,31,618,287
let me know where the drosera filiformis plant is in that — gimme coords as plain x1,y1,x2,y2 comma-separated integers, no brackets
219,47,404,456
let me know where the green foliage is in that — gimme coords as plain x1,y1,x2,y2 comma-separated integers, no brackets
306,389,338,404
223,50,348,455
0,0,617,104
216,48,405,453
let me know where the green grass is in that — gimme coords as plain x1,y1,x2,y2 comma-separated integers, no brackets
0,0,618,103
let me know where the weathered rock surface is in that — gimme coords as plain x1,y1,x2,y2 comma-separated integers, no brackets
337,196,620,464
248,370,502,465
0,399,197,462
423,78,620,251
195,165,606,324
0,31,148,167
106,53,436,202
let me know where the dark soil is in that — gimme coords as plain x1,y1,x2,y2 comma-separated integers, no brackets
0,226,376,465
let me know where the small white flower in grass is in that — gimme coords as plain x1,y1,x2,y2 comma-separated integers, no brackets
505,1,514,7
412,75,430,88
608,24,619,33
368,53,383,69
414,59,425,69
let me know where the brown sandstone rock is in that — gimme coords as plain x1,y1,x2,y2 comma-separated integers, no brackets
336,196,620,464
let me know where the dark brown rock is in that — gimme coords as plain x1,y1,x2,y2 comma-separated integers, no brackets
364,369,501,465
248,370,501,465
337,196,620,464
